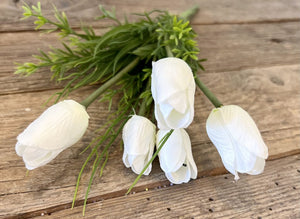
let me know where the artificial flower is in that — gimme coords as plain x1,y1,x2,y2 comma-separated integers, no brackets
122,115,156,175
206,105,268,180
151,57,196,129
15,100,89,170
156,129,197,183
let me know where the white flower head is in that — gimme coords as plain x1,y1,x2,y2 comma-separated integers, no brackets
122,115,156,175
151,57,195,129
206,105,268,180
157,129,197,184
16,100,89,170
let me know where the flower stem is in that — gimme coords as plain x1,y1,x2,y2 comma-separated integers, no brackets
138,79,151,116
179,5,199,20
138,97,147,116
164,34,174,58
165,46,174,58
194,76,223,108
81,57,140,108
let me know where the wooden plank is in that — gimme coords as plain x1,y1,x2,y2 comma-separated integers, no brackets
195,22,300,73
0,64,299,217
33,155,300,218
1,22,300,95
1,1,299,218
0,0,300,32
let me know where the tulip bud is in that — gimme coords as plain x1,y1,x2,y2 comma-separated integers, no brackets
157,129,197,184
151,57,195,129
122,115,156,175
15,100,89,170
206,105,268,180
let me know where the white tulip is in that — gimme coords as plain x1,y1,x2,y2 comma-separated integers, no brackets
122,115,156,175
15,100,89,170
157,129,197,184
151,57,195,129
206,105,268,180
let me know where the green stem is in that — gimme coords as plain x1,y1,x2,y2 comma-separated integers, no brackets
164,34,174,58
138,79,151,116
194,76,223,108
179,5,199,20
80,57,140,108
138,98,147,116
165,43,174,58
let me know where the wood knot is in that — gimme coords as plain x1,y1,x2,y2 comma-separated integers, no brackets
270,76,284,86
270,38,283,43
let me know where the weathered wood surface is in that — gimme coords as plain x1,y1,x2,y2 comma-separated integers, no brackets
0,0,300,218
1,65,299,217
34,155,300,219
1,22,300,95
1,0,300,32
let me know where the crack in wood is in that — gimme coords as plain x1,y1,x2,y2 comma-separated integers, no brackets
0,184,76,197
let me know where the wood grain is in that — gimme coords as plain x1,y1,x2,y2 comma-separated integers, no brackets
1,0,300,218
1,64,299,217
1,22,300,95
0,0,300,32
32,155,300,218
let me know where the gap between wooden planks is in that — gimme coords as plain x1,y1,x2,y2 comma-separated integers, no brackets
1,0,300,32
17,155,300,218
1,22,300,95
0,64,299,217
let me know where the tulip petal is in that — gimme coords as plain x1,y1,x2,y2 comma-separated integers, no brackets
158,129,197,184
122,115,156,175
22,146,63,170
234,146,259,173
155,90,194,129
122,115,156,155
144,141,155,175
123,153,153,175
151,57,195,129
165,162,190,184
130,155,152,175
157,129,186,173
206,108,236,175
122,153,130,168
17,100,89,151
155,105,192,130
247,157,265,175
206,105,268,177
165,92,188,114
126,154,136,167
154,104,169,129
15,142,27,156
224,105,267,158
183,136,198,180
152,58,194,103
158,102,174,118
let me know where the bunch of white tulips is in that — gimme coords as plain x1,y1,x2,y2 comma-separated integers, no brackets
16,57,268,183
